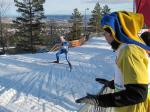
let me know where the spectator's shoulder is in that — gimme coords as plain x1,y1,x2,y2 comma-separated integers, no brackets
120,44,146,58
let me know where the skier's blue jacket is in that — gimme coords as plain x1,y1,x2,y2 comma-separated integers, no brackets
61,41,69,52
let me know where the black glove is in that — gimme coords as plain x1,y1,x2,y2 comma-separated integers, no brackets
95,78,115,89
75,93,98,105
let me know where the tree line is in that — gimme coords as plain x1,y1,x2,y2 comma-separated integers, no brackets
68,3,110,41
0,1,110,54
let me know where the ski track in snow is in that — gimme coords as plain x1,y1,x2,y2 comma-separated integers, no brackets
0,37,114,112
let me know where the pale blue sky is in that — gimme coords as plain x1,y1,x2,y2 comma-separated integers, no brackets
3,0,133,16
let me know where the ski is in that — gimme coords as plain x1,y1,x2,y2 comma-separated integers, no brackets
51,61,72,72
50,61,64,64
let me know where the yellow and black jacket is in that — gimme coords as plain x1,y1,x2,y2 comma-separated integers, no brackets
113,43,150,112
93,44,150,112
96,11,150,112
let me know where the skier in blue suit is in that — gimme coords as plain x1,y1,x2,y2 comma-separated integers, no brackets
54,35,69,63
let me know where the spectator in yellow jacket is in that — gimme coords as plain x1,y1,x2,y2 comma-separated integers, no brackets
76,11,150,112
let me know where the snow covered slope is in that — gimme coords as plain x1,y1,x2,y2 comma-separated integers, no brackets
0,37,115,112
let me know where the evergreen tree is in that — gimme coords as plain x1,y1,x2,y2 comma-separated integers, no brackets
13,0,45,52
68,8,83,41
88,2,102,33
102,5,111,16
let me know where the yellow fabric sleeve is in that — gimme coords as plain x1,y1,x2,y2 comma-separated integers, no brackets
117,44,149,85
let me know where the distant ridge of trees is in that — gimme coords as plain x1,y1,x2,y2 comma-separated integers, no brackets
0,2,111,54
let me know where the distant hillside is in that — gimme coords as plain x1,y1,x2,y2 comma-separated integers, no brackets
3,15,91,23
46,15,71,21
46,15,91,21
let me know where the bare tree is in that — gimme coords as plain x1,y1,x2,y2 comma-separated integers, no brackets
0,0,11,54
